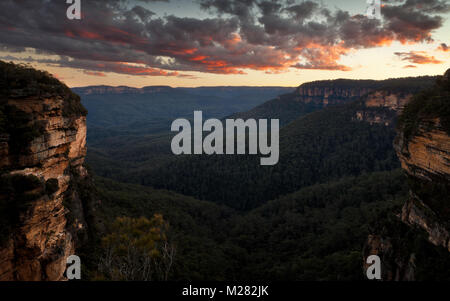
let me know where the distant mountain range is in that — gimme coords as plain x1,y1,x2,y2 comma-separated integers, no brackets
72,85,294,96
74,85,294,139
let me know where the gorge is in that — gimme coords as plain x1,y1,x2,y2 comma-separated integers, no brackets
0,61,449,281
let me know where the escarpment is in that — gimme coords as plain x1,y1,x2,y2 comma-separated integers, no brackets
394,70,450,252
232,76,436,126
362,70,450,280
0,61,94,281
295,84,373,106
355,91,413,126
295,77,435,107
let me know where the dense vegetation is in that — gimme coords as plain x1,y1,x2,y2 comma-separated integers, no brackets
97,215,175,281
78,72,450,281
81,86,294,178
231,92,328,126
131,102,400,210
0,61,87,117
85,169,450,281
84,76,435,189
399,69,450,139
301,77,436,93
82,176,235,281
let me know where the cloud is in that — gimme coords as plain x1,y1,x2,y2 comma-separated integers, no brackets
395,51,443,64
0,54,184,77
381,0,448,43
437,43,449,52
0,0,448,76
83,70,107,77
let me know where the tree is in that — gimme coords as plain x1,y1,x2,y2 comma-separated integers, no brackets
98,215,175,281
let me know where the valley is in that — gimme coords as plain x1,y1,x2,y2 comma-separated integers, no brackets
1,61,449,281
77,70,450,280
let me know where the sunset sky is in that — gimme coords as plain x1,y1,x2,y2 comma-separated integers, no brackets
0,0,449,87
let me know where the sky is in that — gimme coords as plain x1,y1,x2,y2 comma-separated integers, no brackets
0,0,449,88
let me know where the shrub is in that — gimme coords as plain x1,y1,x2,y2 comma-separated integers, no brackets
0,61,87,117
399,69,450,140
98,215,176,281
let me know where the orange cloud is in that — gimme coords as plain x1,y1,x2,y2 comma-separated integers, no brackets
437,43,449,52
293,42,352,71
83,70,107,77
112,63,180,76
395,51,443,64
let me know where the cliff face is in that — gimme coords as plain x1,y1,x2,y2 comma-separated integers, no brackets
365,91,412,111
395,117,450,252
295,85,373,106
355,91,413,126
362,70,450,280
0,62,91,281
394,69,450,253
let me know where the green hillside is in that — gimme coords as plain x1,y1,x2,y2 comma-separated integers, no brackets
132,101,400,210
84,170,450,281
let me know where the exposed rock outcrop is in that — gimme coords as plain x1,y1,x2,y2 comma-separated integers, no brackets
0,62,92,281
355,91,413,126
394,69,450,252
362,69,450,280
295,84,373,106
365,91,412,111
395,117,450,252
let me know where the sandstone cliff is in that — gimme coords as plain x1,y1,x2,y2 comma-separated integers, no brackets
295,77,434,107
395,125,450,252
230,77,436,126
357,70,450,280
355,91,413,126
395,69,450,252
295,82,373,106
363,69,450,280
0,61,93,281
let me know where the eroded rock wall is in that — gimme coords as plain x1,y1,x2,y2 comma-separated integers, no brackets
395,118,450,252
0,95,89,281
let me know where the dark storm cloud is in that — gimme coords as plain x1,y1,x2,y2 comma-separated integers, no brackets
382,2,445,42
0,0,448,76
284,1,319,20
